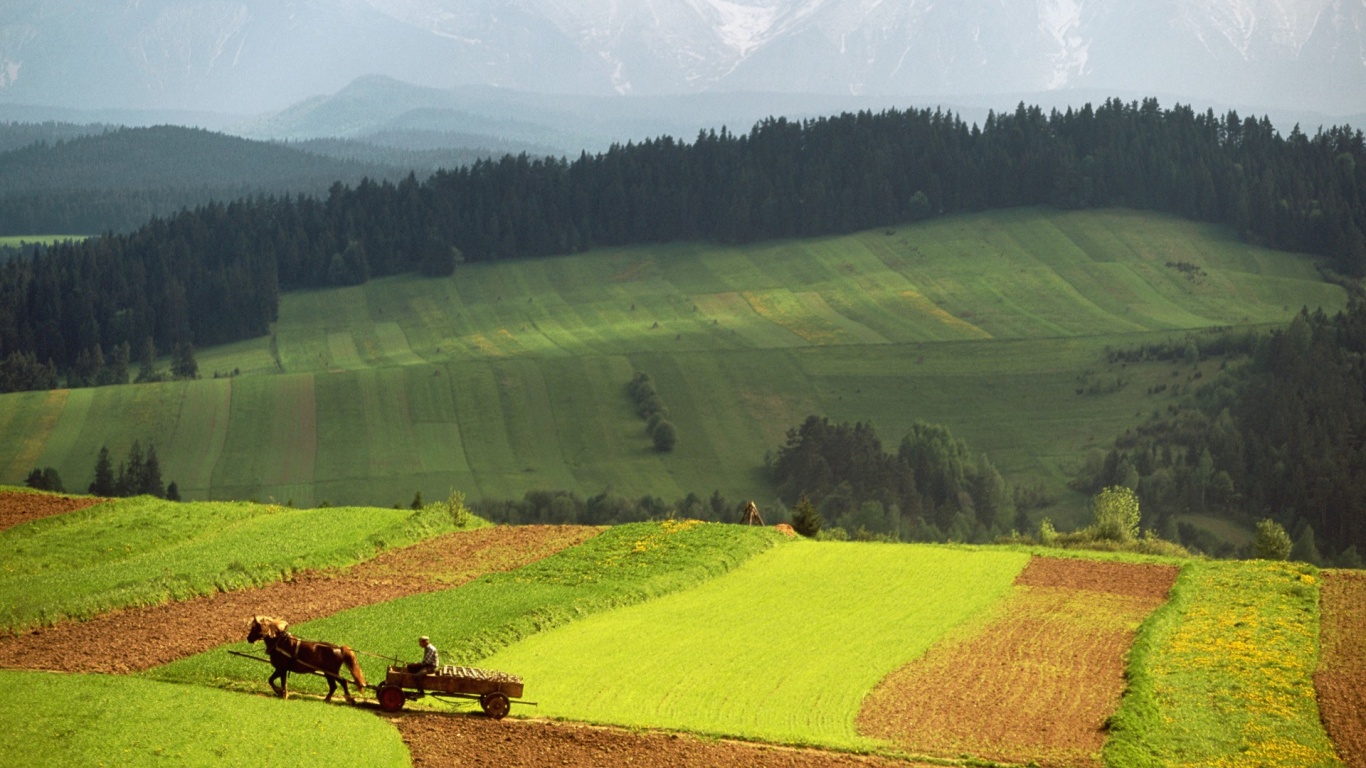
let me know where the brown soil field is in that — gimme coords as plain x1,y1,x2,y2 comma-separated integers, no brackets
395,712,935,768
858,557,1177,768
0,525,600,673
0,490,109,531
1316,570,1366,768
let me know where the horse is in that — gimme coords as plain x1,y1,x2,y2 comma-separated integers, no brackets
246,616,367,703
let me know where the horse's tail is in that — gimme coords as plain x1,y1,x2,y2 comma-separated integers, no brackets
342,646,366,690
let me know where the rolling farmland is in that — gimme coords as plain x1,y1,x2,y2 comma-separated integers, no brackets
0,208,1349,518
0,490,1358,766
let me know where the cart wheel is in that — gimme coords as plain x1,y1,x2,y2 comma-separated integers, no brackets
377,684,406,712
480,692,510,720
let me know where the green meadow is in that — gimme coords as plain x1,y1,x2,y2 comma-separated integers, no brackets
0,492,471,632
0,670,408,767
481,540,1027,748
0,208,1347,521
1105,560,1340,767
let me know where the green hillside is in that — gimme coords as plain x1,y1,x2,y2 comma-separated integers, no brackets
0,208,1346,519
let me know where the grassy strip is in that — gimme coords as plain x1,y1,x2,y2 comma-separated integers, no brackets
0,497,474,632
147,521,784,699
1104,560,1341,767
0,670,407,767
0,235,85,248
481,540,1028,749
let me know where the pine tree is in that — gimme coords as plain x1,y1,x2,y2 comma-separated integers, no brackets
89,446,115,496
790,494,824,538
166,481,181,502
140,444,165,497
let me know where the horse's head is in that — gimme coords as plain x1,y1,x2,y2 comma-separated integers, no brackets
247,616,288,644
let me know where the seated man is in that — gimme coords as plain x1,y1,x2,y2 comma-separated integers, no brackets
406,635,438,674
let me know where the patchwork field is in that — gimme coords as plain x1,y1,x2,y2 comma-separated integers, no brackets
0,524,599,674
0,208,1347,523
0,494,1359,767
147,520,785,697
480,540,1028,747
858,557,1178,767
0,493,469,632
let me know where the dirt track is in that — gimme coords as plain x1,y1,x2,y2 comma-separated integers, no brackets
1317,570,1366,768
0,525,599,673
0,490,109,531
396,712,935,768
858,557,1178,768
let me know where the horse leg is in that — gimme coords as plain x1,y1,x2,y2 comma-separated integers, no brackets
339,677,354,705
268,668,286,698
323,674,337,702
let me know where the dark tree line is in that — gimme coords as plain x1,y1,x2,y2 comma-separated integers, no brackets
472,488,749,526
2,98,1363,388
87,441,177,500
768,415,1016,542
1079,304,1366,562
628,371,677,452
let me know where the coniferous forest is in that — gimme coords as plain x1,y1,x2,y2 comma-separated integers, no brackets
2,98,1363,389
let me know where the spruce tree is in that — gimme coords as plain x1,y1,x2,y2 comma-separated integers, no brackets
140,444,165,497
89,446,115,496
791,494,824,538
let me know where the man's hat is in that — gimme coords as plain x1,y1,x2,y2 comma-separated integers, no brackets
420,635,429,642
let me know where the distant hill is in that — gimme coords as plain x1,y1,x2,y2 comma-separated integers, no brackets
0,124,430,234
0,121,117,153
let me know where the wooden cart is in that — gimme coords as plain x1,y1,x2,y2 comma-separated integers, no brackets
374,664,528,718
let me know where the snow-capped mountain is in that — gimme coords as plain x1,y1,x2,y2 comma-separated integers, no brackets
0,0,1362,117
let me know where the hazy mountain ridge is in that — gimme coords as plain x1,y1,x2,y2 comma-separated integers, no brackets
0,0,1361,117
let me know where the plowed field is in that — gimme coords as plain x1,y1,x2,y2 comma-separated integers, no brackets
858,557,1177,768
1316,570,1366,768
0,525,599,673
0,491,107,531
395,713,937,768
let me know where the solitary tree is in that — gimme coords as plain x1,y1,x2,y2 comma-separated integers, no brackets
1254,519,1292,560
1091,485,1141,542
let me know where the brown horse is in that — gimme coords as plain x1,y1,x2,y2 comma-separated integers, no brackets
246,616,366,703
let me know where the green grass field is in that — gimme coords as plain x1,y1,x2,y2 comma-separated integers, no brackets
1105,560,1340,767
0,670,409,767
0,235,86,248
480,540,1028,748
0,208,1348,522
0,493,472,632
148,521,783,698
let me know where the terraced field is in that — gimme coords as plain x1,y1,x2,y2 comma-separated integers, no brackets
0,209,1346,519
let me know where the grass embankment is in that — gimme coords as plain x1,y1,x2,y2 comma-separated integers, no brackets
0,209,1347,517
0,670,408,767
481,540,1028,749
0,496,472,632
148,521,784,698
1105,560,1341,767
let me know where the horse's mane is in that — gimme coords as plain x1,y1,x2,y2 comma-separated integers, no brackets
253,615,289,639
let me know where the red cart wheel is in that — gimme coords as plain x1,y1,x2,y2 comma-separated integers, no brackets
480,692,510,719
377,684,406,712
